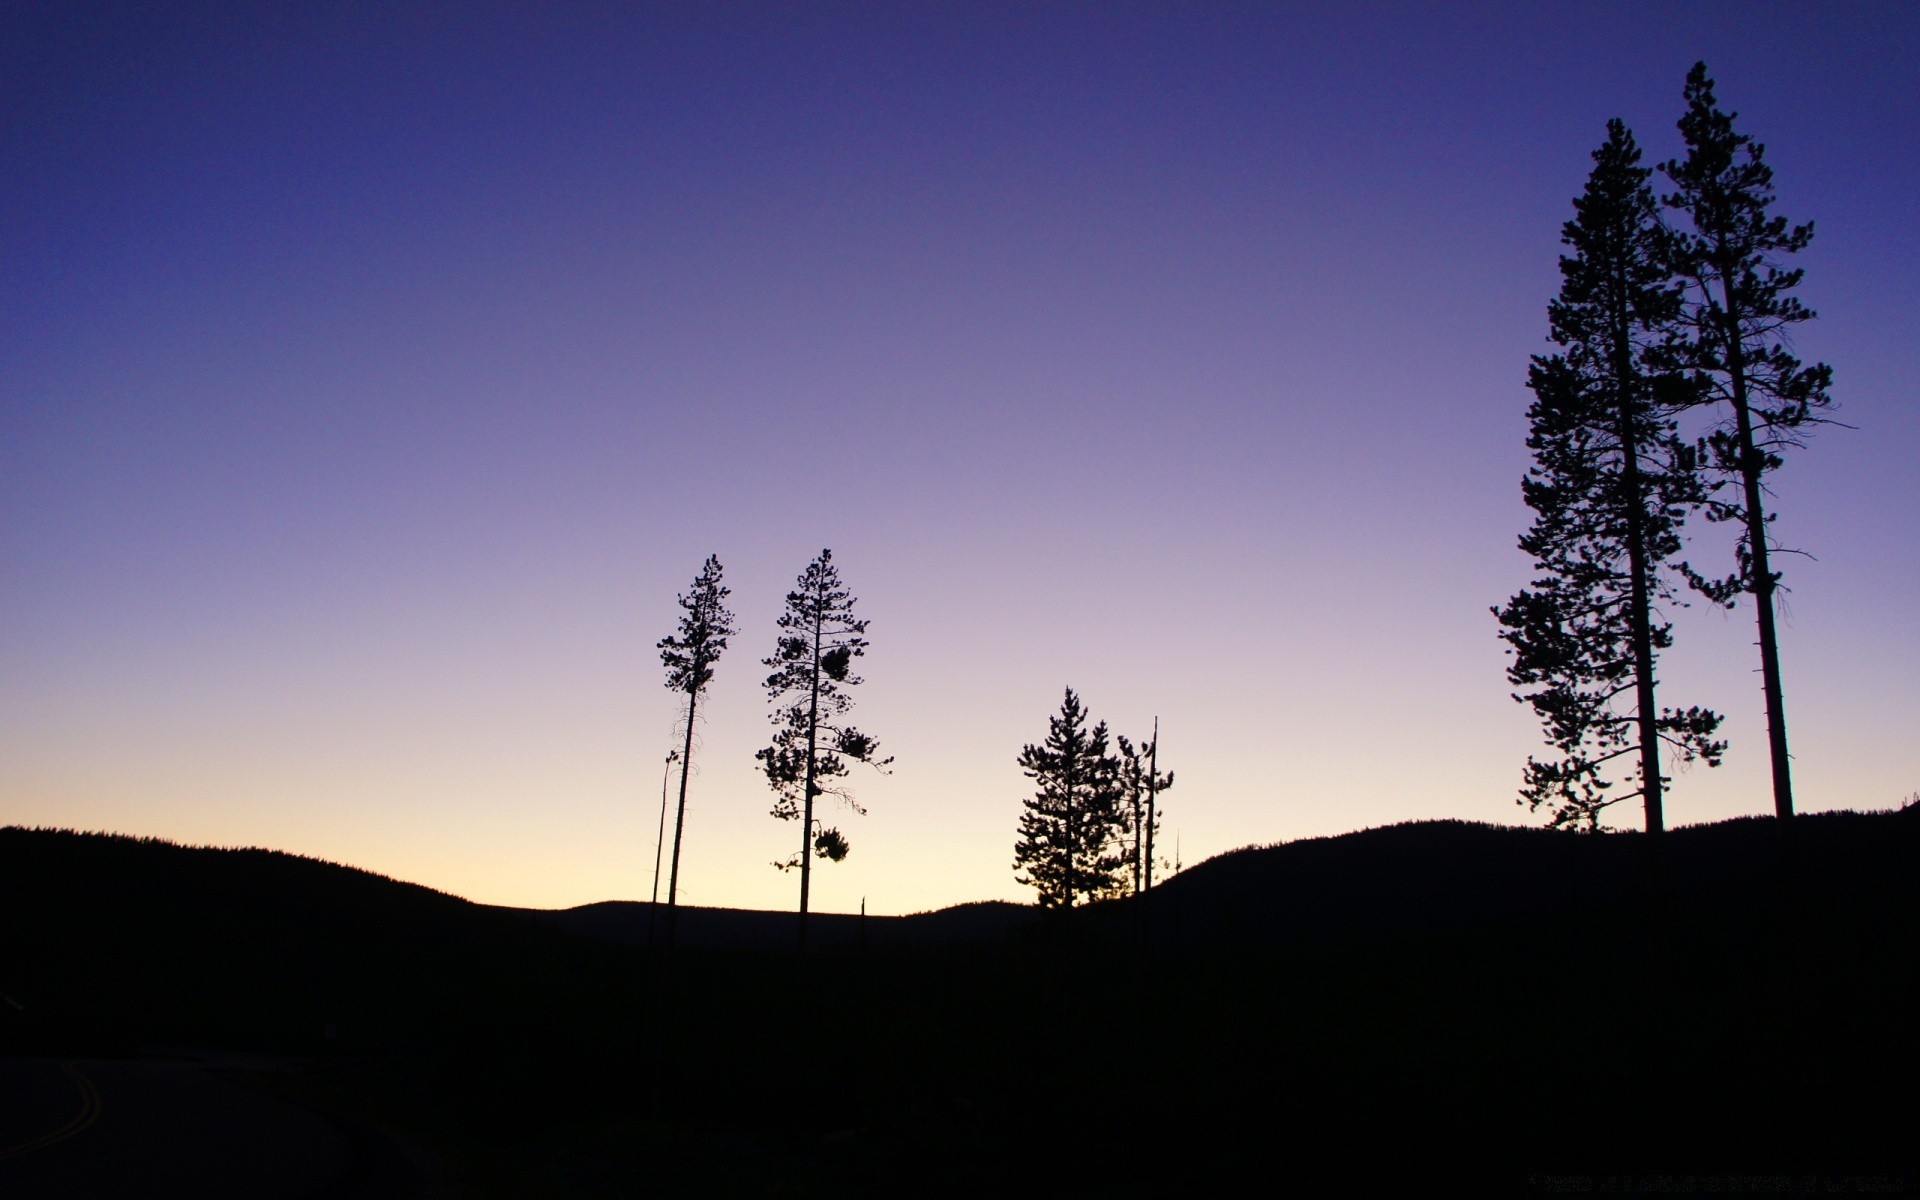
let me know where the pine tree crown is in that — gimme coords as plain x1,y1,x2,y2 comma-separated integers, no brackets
658,555,735,695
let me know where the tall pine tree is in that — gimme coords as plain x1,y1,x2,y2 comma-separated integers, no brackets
1013,689,1128,908
1496,121,1725,833
758,549,890,950
656,555,735,950
1661,62,1836,822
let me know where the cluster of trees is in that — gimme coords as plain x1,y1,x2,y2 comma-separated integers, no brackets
653,554,1178,922
655,549,889,951
1498,64,1836,834
1012,688,1172,909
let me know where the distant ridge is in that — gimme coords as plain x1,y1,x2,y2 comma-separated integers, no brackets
0,825,1031,958
8,809,1914,964
511,898,1031,951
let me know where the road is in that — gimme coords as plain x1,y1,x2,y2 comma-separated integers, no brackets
0,1057,442,1198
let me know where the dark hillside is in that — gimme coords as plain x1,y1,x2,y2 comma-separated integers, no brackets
1143,808,1920,952
3,812,1912,1192
0,826,661,1139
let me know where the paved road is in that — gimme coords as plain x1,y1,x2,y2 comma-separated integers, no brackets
0,1057,441,1198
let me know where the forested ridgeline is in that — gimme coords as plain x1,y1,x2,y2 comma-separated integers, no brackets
524,898,1028,952
1140,807,1919,952
0,827,631,1061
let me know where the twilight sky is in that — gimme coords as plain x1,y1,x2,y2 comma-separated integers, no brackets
4,2,1916,914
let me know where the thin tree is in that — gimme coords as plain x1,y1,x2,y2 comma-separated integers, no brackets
1495,120,1726,833
646,748,678,950
1143,719,1167,894
1013,688,1128,908
1118,722,1173,897
758,549,891,952
656,555,736,951
1661,62,1837,822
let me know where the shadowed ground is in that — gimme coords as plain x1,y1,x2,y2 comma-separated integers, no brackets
0,1055,441,1199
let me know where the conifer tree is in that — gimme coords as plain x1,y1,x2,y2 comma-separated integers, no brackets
1661,63,1836,822
657,555,735,950
1013,688,1128,908
758,549,890,949
1496,121,1725,833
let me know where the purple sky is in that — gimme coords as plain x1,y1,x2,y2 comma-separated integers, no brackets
5,2,1916,912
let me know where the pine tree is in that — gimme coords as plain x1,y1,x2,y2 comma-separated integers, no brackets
1661,62,1836,822
1495,121,1725,833
656,555,736,951
1013,688,1128,908
757,549,890,950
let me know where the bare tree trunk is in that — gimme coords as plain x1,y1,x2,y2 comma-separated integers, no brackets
666,692,699,951
654,691,699,1119
1144,719,1159,926
647,752,673,950
1147,722,1160,885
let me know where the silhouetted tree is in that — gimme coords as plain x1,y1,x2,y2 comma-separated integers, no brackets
1118,722,1173,896
1013,688,1128,908
758,549,891,950
1661,62,1836,822
1496,120,1725,833
657,555,736,950
647,748,679,950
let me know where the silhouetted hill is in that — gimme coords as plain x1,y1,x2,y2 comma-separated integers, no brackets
9,811,1914,1035
1140,808,1920,953
4,811,1912,1191
518,898,1030,951
0,827,624,1060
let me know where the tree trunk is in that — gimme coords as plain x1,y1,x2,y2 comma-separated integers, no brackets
1131,784,1143,898
648,753,672,950
653,688,699,1121
799,595,823,952
1718,266,1795,821
1065,755,1077,909
1622,440,1665,837
666,689,699,952
1610,285,1665,838
1145,720,1158,897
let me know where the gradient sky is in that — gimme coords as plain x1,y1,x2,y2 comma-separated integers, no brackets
5,2,1916,914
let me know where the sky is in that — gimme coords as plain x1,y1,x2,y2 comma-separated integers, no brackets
4,2,1916,914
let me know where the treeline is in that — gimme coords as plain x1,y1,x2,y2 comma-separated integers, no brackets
1497,63,1837,835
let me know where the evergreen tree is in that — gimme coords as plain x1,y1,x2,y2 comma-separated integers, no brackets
758,549,890,949
657,555,736,950
1013,688,1128,908
1661,62,1836,822
1118,723,1173,897
1495,121,1725,833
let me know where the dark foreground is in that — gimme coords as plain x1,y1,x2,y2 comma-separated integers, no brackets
3,811,1914,1195
0,1054,440,1199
